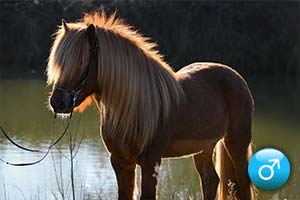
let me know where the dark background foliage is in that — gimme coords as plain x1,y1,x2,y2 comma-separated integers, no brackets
0,0,299,79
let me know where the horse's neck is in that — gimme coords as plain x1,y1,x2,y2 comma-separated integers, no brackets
96,32,183,155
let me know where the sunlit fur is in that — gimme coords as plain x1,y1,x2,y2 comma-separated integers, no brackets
47,12,184,155
74,95,94,112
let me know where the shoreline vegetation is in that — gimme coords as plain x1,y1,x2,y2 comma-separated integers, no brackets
0,0,299,79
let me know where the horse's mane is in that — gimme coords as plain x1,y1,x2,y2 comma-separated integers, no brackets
47,12,184,155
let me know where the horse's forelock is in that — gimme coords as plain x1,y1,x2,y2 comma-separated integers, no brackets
47,24,90,86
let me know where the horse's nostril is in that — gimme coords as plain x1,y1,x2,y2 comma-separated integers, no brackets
56,100,65,109
51,98,66,111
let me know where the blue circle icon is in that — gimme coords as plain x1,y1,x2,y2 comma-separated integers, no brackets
248,148,290,190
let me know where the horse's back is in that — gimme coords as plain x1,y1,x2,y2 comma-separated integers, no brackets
181,62,253,118
177,62,247,86
176,62,253,109
177,62,253,119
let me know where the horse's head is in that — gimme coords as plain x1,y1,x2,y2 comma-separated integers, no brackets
47,20,98,115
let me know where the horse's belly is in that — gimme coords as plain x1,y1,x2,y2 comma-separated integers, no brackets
161,138,217,158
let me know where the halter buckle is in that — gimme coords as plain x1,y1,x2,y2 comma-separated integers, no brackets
72,94,77,107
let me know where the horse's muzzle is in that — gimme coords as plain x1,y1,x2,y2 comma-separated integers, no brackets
49,94,73,114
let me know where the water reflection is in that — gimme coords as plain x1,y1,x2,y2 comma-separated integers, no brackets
0,77,299,199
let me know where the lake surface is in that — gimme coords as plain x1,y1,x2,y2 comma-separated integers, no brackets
0,76,299,200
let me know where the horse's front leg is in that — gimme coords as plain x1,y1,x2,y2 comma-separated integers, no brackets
110,154,136,200
140,157,161,200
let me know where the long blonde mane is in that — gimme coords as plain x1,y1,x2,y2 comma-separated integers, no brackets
47,12,184,155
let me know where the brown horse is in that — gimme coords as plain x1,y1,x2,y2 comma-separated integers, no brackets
47,12,255,200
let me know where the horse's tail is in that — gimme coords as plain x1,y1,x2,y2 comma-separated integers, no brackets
216,136,255,200
216,140,236,200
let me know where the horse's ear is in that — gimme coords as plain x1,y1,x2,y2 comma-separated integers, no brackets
62,19,69,31
86,24,96,43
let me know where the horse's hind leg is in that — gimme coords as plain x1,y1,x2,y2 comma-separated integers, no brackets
110,154,136,200
221,116,254,200
223,124,253,200
193,148,219,200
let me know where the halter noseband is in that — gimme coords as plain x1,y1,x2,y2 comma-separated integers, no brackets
54,32,99,110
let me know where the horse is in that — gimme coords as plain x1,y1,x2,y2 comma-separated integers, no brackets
47,12,255,200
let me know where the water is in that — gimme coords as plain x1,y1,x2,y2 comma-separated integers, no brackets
0,76,299,200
